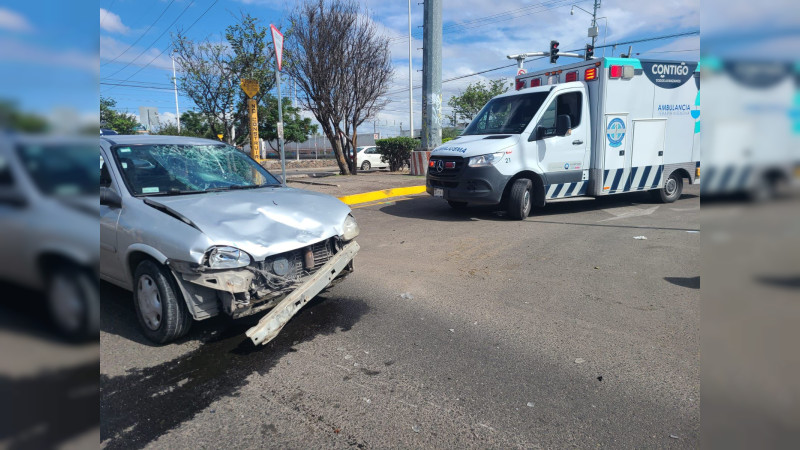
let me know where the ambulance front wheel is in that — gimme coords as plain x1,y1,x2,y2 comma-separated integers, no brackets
652,172,683,203
507,178,533,220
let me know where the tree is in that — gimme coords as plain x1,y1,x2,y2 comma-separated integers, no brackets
286,0,393,175
255,96,318,150
154,112,216,137
448,80,508,126
171,31,237,143
0,101,48,133
100,96,139,134
377,137,416,172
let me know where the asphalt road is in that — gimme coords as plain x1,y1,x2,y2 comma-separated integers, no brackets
100,184,700,449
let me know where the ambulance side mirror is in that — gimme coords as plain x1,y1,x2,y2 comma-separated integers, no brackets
529,126,546,142
556,114,572,136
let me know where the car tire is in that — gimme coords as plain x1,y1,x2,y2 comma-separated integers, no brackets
507,178,533,220
447,200,468,209
361,161,371,171
47,266,99,342
133,259,192,344
652,172,683,203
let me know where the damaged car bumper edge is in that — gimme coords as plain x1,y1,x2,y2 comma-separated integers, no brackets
245,240,360,346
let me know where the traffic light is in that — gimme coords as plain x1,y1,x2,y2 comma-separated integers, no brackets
549,40,559,64
585,44,594,60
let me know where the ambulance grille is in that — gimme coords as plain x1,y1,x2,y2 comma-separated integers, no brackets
427,156,465,177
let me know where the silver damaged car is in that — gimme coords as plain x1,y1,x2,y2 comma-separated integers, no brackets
100,136,360,345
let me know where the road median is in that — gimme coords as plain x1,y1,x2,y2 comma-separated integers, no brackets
338,185,426,205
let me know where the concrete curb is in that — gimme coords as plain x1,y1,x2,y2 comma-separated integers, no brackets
338,186,427,205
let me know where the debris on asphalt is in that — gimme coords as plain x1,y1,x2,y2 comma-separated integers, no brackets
633,236,648,240
412,425,421,433
448,329,455,333
575,358,586,364
400,292,414,300
594,266,600,270
669,434,680,439
597,376,603,382
344,354,353,360
526,402,535,407
686,230,699,233
362,397,371,404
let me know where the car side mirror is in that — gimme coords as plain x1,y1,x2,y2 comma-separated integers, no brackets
556,114,572,136
0,189,27,208
100,187,122,208
529,126,546,142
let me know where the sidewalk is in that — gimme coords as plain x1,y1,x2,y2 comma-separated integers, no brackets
286,170,426,198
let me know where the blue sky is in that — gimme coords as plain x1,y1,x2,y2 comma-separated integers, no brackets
3,0,709,132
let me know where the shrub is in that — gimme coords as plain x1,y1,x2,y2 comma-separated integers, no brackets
376,137,417,171
442,137,453,143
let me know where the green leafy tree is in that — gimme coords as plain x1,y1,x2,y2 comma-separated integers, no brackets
248,96,318,150
447,80,508,126
156,111,220,138
0,101,48,133
376,137,417,172
442,126,461,141
100,96,139,134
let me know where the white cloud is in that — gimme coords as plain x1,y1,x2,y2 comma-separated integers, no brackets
0,7,33,32
0,37,97,72
100,8,130,34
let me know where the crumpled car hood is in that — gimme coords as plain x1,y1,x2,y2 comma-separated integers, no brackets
430,135,520,158
145,187,351,260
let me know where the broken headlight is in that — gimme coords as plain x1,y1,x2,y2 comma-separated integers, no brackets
205,246,251,269
342,214,360,241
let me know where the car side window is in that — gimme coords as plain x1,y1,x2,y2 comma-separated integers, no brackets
100,155,112,188
0,156,15,186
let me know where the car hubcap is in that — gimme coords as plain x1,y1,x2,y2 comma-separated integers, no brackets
49,275,83,333
137,275,162,330
665,178,677,196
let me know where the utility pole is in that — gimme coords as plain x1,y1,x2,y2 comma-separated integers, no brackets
590,0,600,49
408,0,413,142
421,0,442,150
171,56,180,133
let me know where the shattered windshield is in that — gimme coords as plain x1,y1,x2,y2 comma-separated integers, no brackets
17,144,98,196
112,144,280,196
461,91,549,135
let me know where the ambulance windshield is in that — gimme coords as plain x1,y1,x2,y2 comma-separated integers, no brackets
462,91,549,136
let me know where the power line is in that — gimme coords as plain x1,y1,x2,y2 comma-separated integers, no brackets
102,0,177,66
103,0,219,91
103,0,196,79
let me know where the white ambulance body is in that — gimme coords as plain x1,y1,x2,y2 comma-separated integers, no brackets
701,59,799,199
426,57,700,219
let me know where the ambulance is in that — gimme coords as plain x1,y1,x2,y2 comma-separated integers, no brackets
426,57,700,219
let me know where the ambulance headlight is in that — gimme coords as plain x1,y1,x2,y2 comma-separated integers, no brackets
341,214,360,241
468,151,506,167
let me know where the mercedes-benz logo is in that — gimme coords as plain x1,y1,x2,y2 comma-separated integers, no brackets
433,159,444,173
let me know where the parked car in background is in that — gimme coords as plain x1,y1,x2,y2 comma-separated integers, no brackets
100,135,360,345
0,134,99,340
355,146,389,171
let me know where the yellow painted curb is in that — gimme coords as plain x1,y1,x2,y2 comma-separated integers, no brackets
338,185,427,205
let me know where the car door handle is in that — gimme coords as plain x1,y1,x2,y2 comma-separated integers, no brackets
572,140,584,145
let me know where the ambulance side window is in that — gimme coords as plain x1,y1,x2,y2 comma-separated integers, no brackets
536,92,582,139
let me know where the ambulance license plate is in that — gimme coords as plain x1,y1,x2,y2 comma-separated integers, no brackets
434,188,444,198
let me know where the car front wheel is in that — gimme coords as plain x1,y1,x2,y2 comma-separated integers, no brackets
133,259,192,344
47,266,99,341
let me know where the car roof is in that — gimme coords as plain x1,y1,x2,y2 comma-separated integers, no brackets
100,134,225,146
